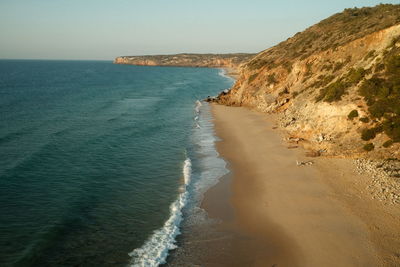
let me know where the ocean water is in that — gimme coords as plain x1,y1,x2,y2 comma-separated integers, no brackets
0,60,233,266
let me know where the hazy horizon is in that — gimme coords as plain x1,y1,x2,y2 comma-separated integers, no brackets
0,0,398,60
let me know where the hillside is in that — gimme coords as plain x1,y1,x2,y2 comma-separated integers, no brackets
214,4,400,160
114,53,255,70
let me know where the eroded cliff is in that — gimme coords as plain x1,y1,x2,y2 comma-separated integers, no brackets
215,4,400,159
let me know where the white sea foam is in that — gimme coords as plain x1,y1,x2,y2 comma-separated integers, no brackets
129,100,229,266
191,103,229,201
217,68,234,82
129,159,192,267
195,100,202,114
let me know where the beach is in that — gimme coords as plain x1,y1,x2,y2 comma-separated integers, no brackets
199,104,400,266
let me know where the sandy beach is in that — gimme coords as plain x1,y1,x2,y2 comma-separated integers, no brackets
200,104,400,266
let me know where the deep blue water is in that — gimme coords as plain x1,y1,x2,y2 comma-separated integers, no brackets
0,60,232,266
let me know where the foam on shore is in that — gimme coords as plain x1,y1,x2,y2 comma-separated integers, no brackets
129,158,191,267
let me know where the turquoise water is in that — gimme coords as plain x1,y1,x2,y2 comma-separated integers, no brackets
0,60,232,266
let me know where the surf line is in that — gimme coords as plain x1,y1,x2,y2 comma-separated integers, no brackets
129,158,192,267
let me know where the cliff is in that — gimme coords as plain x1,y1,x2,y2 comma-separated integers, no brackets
214,4,400,160
114,53,255,70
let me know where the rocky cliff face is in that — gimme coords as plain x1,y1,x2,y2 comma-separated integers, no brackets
216,4,400,159
114,53,255,69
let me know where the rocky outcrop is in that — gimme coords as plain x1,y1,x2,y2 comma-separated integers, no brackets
355,158,400,205
215,4,400,159
114,53,255,70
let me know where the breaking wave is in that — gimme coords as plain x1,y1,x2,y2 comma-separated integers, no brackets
128,159,192,267
217,68,234,82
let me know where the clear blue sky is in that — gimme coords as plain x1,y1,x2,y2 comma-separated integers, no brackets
0,0,398,60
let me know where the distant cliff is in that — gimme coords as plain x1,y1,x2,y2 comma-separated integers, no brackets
213,4,400,159
114,53,255,69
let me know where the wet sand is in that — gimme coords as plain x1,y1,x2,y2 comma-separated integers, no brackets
200,104,400,266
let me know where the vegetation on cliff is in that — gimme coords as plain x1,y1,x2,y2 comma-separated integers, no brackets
216,4,400,158
359,38,400,144
246,4,400,71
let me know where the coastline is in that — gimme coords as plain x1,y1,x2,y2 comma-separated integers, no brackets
200,104,400,266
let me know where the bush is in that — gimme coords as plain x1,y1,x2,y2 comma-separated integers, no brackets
346,67,366,85
375,63,385,72
373,125,383,133
348,110,359,120
316,80,347,102
361,128,377,141
368,100,388,118
333,62,345,72
358,50,400,143
321,63,333,71
359,76,386,102
386,55,400,76
382,140,394,148
382,117,400,142
279,87,289,96
248,73,258,83
363,143,375,151
282,61,293,73
267,73,277,84
360,117,370,123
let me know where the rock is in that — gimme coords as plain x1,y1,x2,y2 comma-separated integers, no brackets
296,160,314,166
354,158,400,206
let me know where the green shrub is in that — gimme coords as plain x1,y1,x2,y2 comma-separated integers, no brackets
321,63,333,71
359,76,387,104
363,143,375,151
368,100,388,118
346,67,366,85
282,61,293,73
361,128,377,141
386,55,400,76
292,91,299,98
316,80,347,102
267,73,277,84
382,117,400,142
375,63,385,72
333,62,345,72
279,87,289,96
382,140,394,148
248,73,258,83
373,125,383,133
348,110,359,120
360,117,370,123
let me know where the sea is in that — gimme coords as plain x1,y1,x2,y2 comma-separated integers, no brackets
0,60,233,266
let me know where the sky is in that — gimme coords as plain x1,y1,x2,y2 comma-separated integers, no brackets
0,0,398,60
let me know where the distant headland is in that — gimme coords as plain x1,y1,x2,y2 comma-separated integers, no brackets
113,53,255,69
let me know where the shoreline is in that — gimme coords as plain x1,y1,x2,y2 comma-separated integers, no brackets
199,104,400,266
